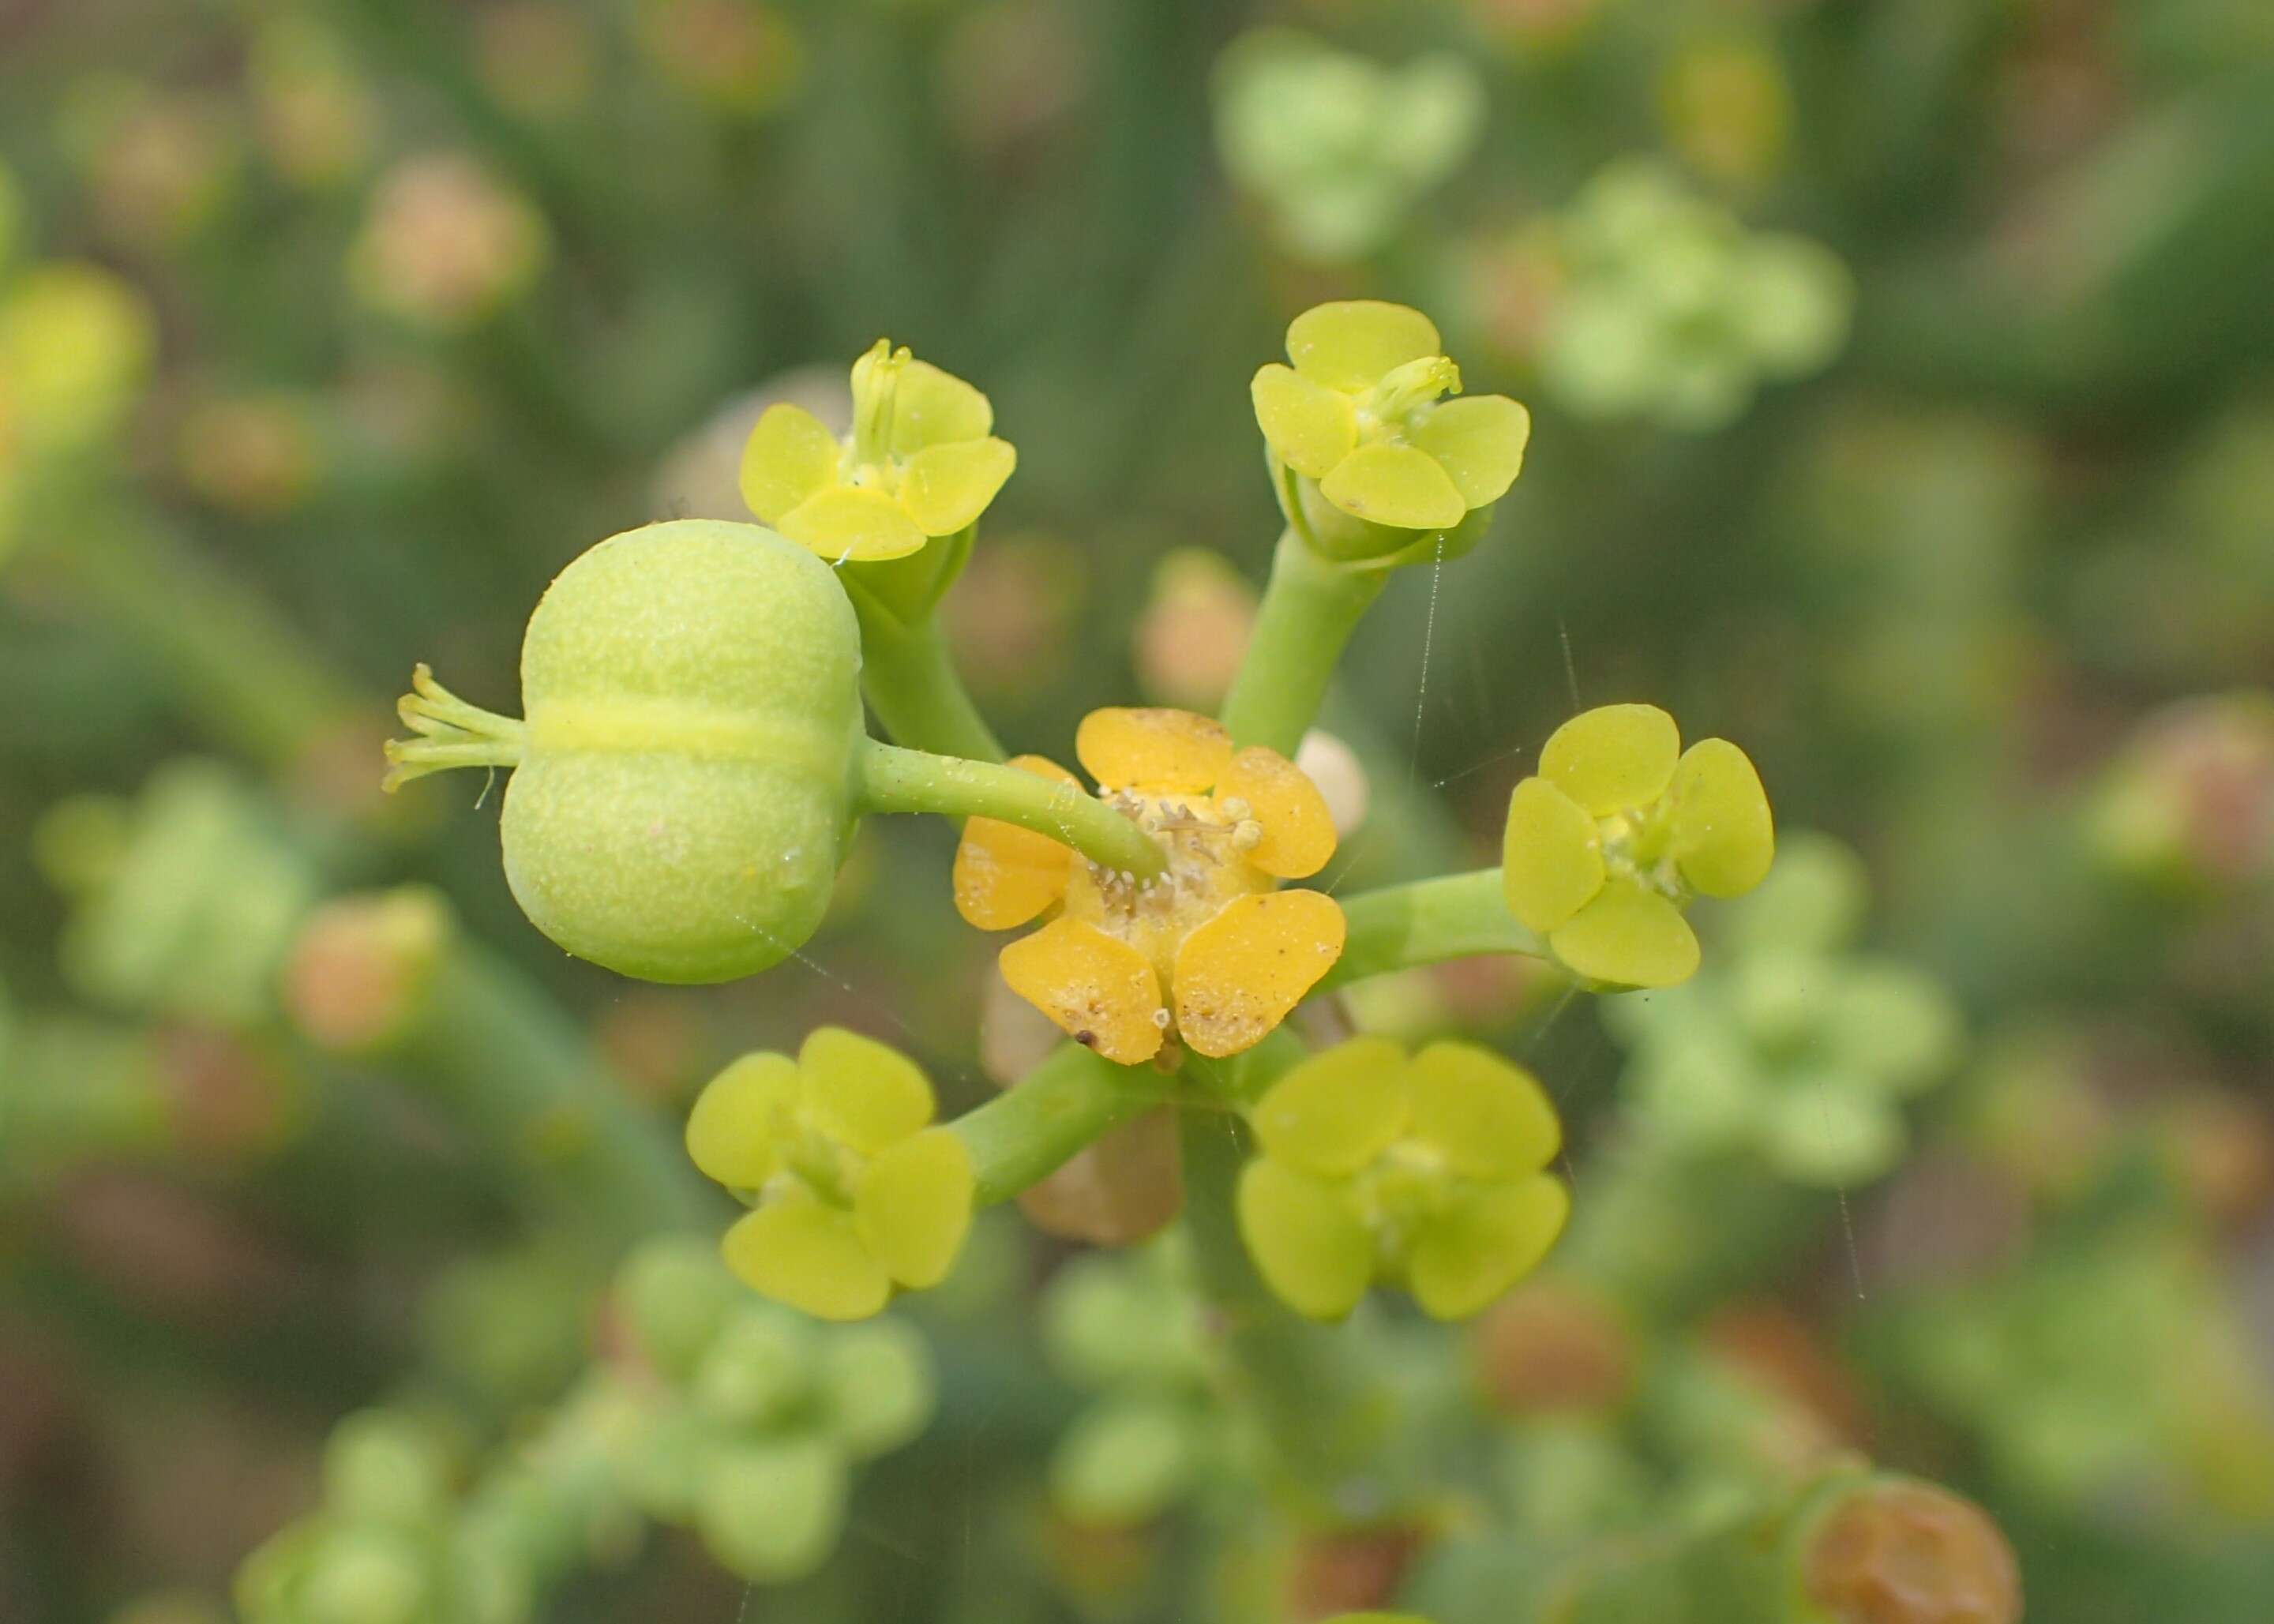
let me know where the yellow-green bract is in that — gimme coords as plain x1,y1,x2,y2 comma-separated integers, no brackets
501,519,862,982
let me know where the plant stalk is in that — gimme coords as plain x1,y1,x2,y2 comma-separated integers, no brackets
857,738,1165,880
847,589,1005,763
950,1041,1165,1206
1218,528,1388,756
1319,868,1546,992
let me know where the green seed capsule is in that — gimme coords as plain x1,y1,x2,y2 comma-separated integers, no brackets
389,520,865,983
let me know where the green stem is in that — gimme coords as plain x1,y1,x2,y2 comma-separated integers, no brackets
1318,868,1545,993
856,738,1165,881
460,1375,644,1584
950,1041,1164,1205
402,945,715,1249
1451,1462,1889,1624
846,585,1004,763
1218,528,1388,756
1176,1107,1394,1511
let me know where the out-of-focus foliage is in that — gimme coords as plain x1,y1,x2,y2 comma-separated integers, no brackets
2,1,2272,1622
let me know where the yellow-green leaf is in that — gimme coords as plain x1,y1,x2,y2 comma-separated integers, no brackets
1539,703,1681,816
1405,1042,1561,1179
889,358,993,453
1550,880,1700,988
1251,362,1358,478
1668,738,1774,898
1409,394,1531,508
778,485,928,562
1249,1037,1410,1177
1501,776,1604,933
1319,443,1466,531
1408,1174,1568,1319
722,1198,891,1321
1286,301,1443,392
856,1128,974,1288
685,1052,800,1188
1236,1159,1372,1321
739,403,841,527
899,436,1015,535
800,1026,934,1151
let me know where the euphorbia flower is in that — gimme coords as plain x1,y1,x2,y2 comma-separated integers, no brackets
1251,300,1529,535
1501,703,1774,988
740,338,1015,562
952,707,1345,1066
1237,1037,1568,1321
685,1026,974,1321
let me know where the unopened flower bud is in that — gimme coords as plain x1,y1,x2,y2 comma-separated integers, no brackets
282,888,452,1054
1801,1477,2022,1624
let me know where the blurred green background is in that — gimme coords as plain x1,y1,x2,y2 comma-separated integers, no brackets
2,0,2272,1621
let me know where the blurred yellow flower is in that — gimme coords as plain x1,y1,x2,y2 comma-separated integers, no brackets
0,261,156,452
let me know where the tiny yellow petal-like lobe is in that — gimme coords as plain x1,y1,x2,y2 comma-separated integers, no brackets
1407,1174,1569,1320
998,917,1165,1066
1173,890,1346,1060
1549,880,1700,988
778,485,929,562
1404,1042,1561,1179
722,1198,891,1321
900,436,1016,536
1251,362,1359,478
856,1128,974,1288
1217,746,1337,880
798,1026,934,1151
739,403,841,526
1286,301,1443,393
953,756,1079,930
1319,443,1468,531
685,1051,800,1188
1501,777,1606,933
1668,738,1774,898
889,358,993,453
1236,1157,1373,1320
1408,394,1531,508
1075,707,1234,793
1539,703,1682,815
1250,1036,1411,1177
